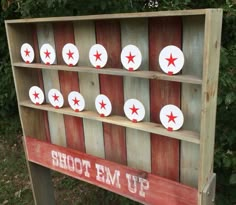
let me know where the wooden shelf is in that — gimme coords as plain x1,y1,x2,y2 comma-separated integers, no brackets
5,9,207,24
20,100,200,144
14,62,202,85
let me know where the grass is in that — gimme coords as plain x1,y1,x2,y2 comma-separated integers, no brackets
0,115,141,205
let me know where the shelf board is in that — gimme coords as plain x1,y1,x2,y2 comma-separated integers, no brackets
20,100,200,144
14,62,202,85
5,9,207,24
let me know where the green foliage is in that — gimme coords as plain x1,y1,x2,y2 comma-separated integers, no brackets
0,0,236,205
17,0,142,17
0,4,20,117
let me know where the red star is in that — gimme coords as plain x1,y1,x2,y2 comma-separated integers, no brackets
67,50,74,60
165,53,177,67
130,104,139,115
33,91,39,99
126,52,135,64
94,50,102,61
52,93,59,102
166,112,177,123
99,100,106,109
72,97,80,105
44,49,51,59
24,48,30,57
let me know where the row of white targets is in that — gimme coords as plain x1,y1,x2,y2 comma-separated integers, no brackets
21,43,185,75
29,86,184,131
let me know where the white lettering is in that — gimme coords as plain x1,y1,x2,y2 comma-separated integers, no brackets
51,151,91,178
95,163,105,182
74,158,82,174
82,160,91,177
51,150,58,166
105,167,121,188
67,155,74,171
139,177,149,197
126,173,138,194
126,173,150,197
58,152,67,169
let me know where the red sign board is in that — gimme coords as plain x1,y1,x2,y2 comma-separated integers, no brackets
25,136,197,205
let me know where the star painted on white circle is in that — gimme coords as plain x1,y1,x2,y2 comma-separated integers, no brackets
21,43,35,63
159,104,184,131
62,43,79,66
68,91,85,112
124,99,145,122
121,45,142,71
159,45,184,75
89,44,108,69
48,88,64,108
29,86,44,105
95,94,112,117
40,43,56,65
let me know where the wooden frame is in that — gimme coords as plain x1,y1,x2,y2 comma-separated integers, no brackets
5,9,222,205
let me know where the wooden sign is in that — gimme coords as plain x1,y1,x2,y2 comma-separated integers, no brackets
5,9,222,205
25,136,197,205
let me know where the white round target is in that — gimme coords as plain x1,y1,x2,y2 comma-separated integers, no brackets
124,99,145,122
68,91,85,112
40,43,56,65
95,94,112,117
160,104,184,131
121,45,142,71
21,43,34,63
29,86,44,105
89,44,108,68
62,43,79,66
159,45,184,75
48,88,64,108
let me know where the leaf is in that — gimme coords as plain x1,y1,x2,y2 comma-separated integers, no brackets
224,155,233,168
229,173,236,184
225,92,236,105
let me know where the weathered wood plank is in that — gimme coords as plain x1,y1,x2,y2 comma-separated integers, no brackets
20,100,200,144
13,62,203,84
32,24,51,142
25,136,198,205
96,20,127,165
73,21,105,158
199,9,222,199
201,173,216,205
53,22,85,151
121,19,151,172
149,17,181,181
5,9,207,24
181,16,204,188
36,23,66,147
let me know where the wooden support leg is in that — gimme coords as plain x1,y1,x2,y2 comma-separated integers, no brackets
28,162,55,205
201,173,216,205
23,136,55,205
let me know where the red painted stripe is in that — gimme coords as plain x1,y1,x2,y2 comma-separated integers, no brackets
95,21,127,165
32,24,51,142
25,136,198,205
53,22,85,151
149,17,181,181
